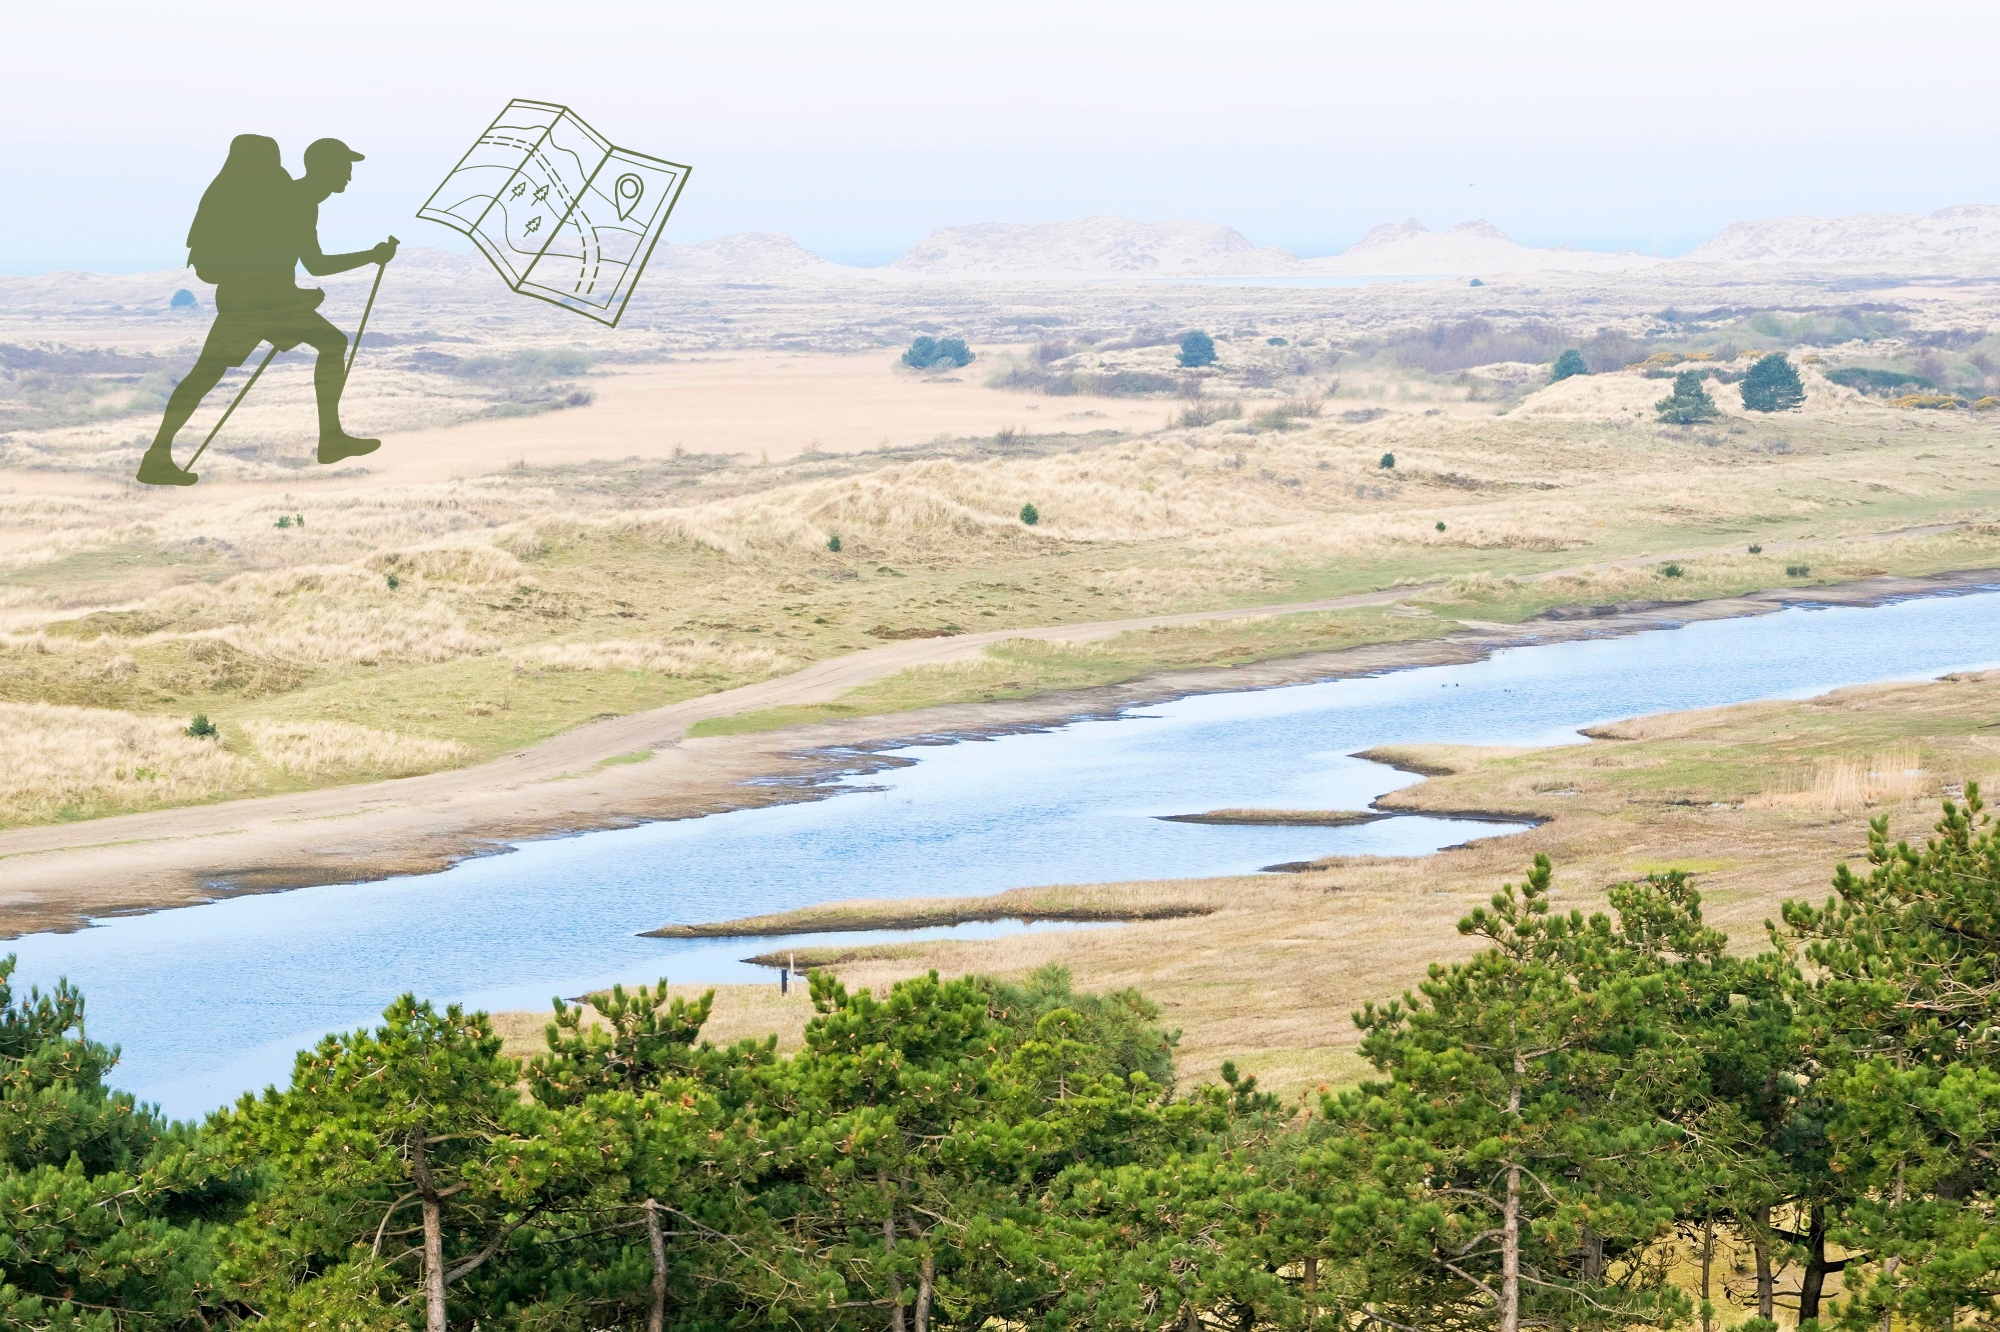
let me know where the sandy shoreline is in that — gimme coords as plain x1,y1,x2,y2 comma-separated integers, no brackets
0,565,1994,938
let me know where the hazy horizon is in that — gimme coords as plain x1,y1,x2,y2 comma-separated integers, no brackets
5,0,1998,274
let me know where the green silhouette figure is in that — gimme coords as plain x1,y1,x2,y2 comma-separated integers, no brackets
139,135,399,486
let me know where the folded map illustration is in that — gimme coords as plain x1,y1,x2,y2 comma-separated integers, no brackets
418,99,689,327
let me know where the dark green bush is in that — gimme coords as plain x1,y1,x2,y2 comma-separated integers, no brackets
1550,349,1588,382
185,713,218,739
826,534,841,553
1019,502,1039,526
1825,366,1933,396
1177,330,1217,368
1379,452,1396,469
1655,371,1719,424
169,288,196,309
902,336,974,370
1740,353,1805,412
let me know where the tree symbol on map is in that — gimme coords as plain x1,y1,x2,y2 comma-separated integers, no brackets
419,100,690,327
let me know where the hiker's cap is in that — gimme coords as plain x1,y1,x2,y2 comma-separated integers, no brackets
303,138,365,171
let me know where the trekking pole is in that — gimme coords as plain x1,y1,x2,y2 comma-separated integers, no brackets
343,235,396,386
184,346,278,471
185,238,396,472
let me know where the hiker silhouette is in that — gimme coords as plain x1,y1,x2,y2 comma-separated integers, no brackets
140,134,399,486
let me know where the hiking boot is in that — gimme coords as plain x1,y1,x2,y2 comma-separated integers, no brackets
317,431,381,464
136,448,198,486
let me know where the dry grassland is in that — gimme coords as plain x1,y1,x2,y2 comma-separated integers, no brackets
4,365,2000,827
521,669,2000,1102
8,269,2000,831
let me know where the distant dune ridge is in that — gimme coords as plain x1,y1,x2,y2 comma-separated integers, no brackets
883,216,1307,277
9,203,2000,304
1302,218,1658,277
650,232,850,281
1684,204,2000,269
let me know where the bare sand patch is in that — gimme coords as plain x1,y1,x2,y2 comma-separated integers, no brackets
357,352,1170,485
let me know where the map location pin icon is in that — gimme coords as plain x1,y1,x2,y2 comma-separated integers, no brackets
614,173,645,222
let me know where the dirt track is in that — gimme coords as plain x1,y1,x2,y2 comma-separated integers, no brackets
0,565,1991,936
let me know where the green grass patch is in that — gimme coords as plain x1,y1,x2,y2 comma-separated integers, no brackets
691,608,1452,737
221,658,726,760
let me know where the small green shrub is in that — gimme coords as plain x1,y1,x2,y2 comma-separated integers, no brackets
1177,330,1217,369
1655,371,1719,424
1435,521,1446,532
385,573,401,590
826,534,841,553
902,336,974,370
1786,563,1811,577
1550,349,1588,382
170,288,197,309
1740,353,1805,412
1748,544,1763,554
185,714,218,739
1468,278,1485,287
274,515,292,529
1266,336,1288,346
1019,502,1039,526
1379,452,1395,469
1661,563,1684,578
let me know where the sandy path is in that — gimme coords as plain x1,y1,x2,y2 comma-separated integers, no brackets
0,564,1992,935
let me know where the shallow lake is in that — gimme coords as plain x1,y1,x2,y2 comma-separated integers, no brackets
15,587,2000,1117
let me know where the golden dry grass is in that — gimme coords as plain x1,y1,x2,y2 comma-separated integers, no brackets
504,637,793,677
1740,741,1934,811
0,702,254,824
238,719,470,779
6,348,2000,824
0,704,484,825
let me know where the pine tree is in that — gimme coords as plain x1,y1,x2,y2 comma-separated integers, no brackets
1656,371,1720,424
1779,787,2000,1329
0,956,236,1331
1551,349,1588,382
1177,330,1217,368
1320,859,1703,1332
1740,353,1806,412
222,996,590,1332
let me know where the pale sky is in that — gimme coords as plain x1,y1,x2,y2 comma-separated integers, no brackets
4,0,1997,272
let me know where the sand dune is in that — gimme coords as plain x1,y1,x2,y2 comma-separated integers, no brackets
364,352,1173,485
